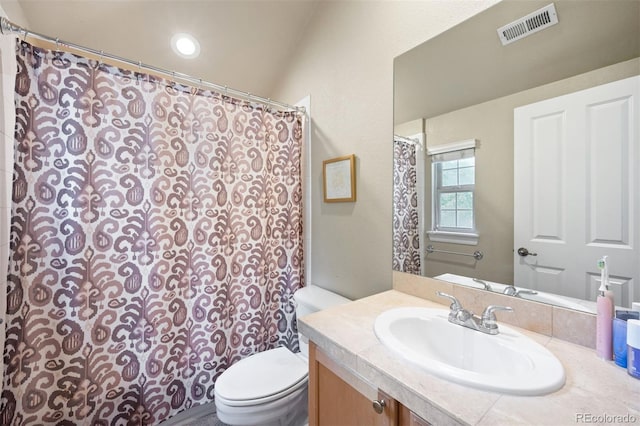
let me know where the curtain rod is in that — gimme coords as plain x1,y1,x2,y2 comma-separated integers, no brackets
0,17,304,115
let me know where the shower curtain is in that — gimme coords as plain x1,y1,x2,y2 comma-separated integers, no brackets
1,41,304,425
392,138,421,274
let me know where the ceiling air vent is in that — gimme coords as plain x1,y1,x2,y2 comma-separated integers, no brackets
497,3,558,46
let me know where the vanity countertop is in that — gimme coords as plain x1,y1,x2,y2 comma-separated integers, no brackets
298,290,640,425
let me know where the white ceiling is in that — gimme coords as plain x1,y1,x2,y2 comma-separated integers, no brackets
2,0,320,99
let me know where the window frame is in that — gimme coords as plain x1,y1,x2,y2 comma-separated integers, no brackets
427,140,479,245
433,158,476,233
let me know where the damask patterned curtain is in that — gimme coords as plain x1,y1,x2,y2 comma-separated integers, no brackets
392,138,421,274
2,41,303,425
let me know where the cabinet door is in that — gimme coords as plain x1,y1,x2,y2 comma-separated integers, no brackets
399,405,432,426
309,342,398,426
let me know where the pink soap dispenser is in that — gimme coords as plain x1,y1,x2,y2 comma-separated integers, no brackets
596,256,614,360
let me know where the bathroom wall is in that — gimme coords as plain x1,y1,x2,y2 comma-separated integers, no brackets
0,1,28,27
271,0,499,300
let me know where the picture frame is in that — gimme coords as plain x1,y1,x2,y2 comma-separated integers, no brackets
323,154,356,202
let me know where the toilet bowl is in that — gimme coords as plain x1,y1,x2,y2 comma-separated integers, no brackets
214,285,350,426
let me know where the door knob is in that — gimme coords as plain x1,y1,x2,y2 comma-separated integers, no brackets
372,399,386,414
517,247,537,257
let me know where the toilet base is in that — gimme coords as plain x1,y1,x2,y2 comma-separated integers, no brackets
215,384,308,426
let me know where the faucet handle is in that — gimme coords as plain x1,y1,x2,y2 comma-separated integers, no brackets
503,286,517,296
480,305,513,330
436,291,463,312
503,286,538,297
473,278,491,291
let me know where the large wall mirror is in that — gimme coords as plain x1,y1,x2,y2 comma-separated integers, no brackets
393,0,640,313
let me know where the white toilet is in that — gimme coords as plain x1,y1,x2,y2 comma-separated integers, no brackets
214,285,350,426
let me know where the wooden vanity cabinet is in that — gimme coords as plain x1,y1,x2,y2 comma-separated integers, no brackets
399,406,432,426
308,342,431,426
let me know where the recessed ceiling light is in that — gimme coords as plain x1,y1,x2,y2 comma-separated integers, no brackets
171,33,200,59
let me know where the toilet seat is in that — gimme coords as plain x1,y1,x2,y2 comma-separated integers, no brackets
215,347,308,407
214,287,350,425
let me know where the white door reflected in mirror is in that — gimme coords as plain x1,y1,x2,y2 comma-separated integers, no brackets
514,76,640,307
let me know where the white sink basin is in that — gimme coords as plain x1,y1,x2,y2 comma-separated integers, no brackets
374,307,565,396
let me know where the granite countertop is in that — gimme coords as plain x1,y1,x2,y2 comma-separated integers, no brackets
298,290,640,426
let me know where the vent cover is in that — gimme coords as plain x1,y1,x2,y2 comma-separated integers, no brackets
497,3,558,46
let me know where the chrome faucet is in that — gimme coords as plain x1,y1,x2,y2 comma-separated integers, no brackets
436,291,513,335
503,285,538,298
480,305,514,333
472,278,492,291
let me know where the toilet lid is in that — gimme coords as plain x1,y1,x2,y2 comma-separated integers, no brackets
215,347,307,403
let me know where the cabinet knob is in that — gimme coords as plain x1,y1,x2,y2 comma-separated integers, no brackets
372,399,386,414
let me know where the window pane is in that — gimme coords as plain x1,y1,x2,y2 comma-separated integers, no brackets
457,192,473,209
440,193,456,209
440,210,456,228
457,210,473,228
442,169,458,186
441,160,458,170
458,157,475,168
458,166,475,185
432,153,475,232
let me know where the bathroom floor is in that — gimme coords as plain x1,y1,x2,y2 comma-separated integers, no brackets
160,402,229,426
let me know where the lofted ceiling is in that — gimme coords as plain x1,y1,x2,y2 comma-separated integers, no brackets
1,0,320,100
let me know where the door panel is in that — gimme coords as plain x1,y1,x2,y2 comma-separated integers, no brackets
531,111,566,242
514,76,639,305
587,97,632,246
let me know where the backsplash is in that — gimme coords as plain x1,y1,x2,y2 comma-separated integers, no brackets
393,271,596,348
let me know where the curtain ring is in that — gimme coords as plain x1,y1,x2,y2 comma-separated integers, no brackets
53,37,62,61
22,29,28,42
93,50,104,70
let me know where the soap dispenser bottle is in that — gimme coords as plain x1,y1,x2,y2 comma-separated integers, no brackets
596,256,614,360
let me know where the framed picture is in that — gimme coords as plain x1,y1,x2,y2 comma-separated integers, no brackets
323,154,356,202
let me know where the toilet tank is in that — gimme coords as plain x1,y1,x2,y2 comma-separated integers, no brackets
294,285,350,357
294,285,350,318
